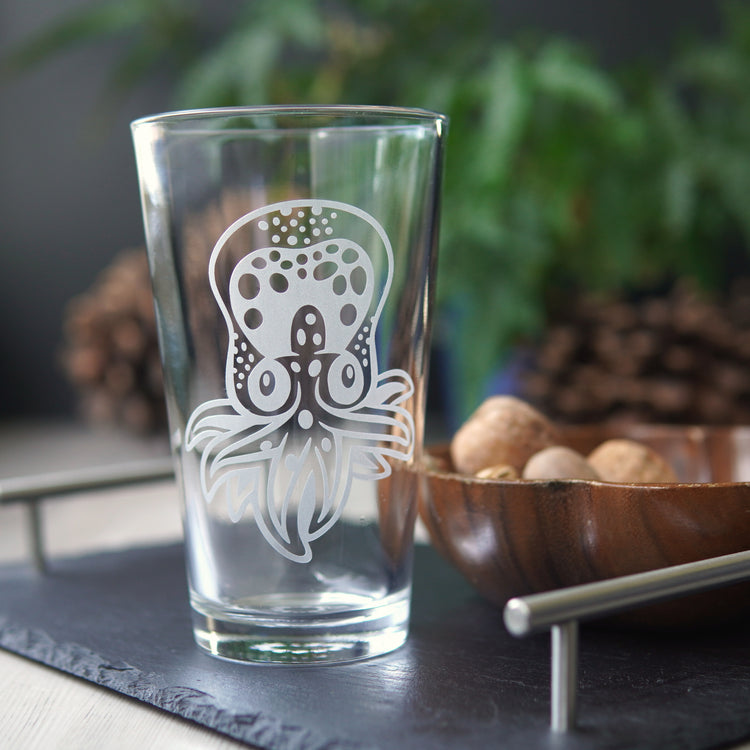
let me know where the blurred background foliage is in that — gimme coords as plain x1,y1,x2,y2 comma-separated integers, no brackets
5,0,750,421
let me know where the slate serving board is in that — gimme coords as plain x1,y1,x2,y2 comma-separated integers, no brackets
2,542,750,750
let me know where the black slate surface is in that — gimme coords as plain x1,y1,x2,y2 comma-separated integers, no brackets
2,542,750,750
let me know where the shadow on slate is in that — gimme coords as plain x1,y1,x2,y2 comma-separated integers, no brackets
2,543,750,750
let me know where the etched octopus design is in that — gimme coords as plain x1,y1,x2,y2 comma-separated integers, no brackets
185,199,415,562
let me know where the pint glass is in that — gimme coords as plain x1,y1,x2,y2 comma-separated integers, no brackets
131,106,446,663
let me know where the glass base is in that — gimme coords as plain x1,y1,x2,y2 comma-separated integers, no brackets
191,592,410,664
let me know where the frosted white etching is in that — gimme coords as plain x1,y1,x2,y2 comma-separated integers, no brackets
185,199,415,562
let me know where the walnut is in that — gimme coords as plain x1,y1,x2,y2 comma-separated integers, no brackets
450,396,560,475
588,439,678,483
522,446,601,481
475,464,519,480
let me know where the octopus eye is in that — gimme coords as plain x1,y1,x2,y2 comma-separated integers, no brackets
246,358,292,414
326,351,365,407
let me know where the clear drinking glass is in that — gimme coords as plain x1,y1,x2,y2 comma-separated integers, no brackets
131,106,447,664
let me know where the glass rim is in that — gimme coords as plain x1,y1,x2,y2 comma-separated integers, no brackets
131,104,448,131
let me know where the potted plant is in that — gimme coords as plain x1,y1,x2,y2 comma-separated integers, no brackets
6,0,750,425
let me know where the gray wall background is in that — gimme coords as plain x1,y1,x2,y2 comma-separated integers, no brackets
0,0,727,420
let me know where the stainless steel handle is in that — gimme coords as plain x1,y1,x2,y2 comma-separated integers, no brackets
504,549,750,732
0,458,175,572
0,457,175,503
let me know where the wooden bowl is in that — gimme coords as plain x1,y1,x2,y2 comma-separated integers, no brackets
418,425,750,628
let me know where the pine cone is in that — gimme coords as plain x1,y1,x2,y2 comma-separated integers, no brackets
62,249,166,434
521,279,750,425
61,188,309,433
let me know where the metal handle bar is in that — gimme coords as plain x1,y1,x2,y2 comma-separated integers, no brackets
0,457,175,572
504,549,750,732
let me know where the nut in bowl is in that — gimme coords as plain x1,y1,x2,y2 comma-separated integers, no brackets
419,397,750,628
